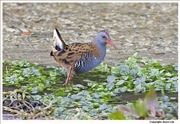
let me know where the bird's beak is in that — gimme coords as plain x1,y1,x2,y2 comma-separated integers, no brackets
106,40,117,49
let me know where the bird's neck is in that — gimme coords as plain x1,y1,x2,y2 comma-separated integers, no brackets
92,40,106,60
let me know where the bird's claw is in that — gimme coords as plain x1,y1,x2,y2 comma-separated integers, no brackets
62,81,68,86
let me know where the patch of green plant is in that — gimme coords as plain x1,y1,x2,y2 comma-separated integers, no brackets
109,86,178,120
109,53,178,93
3,60,66,94
2,53,178,120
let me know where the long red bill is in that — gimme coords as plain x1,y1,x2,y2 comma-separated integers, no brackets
106,40,117,49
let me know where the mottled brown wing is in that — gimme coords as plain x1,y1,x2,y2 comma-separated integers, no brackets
52,43,92,71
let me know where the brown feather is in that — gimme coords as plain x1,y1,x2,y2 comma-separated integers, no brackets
52,41,101,73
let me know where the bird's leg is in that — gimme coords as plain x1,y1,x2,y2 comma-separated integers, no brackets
63,61,77,86
63,65,74,86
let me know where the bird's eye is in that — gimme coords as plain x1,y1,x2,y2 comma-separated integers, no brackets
102,36,106,39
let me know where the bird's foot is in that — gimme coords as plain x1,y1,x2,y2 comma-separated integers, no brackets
62,82,68,86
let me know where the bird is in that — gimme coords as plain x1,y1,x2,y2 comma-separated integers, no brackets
50,28,117,86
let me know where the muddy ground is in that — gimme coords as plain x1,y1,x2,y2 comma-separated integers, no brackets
2,3,178,66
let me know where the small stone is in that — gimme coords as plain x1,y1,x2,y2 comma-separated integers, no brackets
5,28,16,32
20,28,31,35
154,48,166,54
165,47,171,52
137,48,148,52
14,29,21,35
123,43,133,47
65,22,73,26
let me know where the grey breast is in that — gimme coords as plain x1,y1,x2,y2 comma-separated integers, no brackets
74,51,104,74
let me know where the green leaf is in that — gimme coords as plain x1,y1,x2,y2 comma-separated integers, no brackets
141,68,147,75
144,86,159,117
119,104,140,118
106,83,114,90
122,76,129,80
107,75,116,83
74,84,85,89
145,86,157,100
165,72,172,77
110,110,126,120
134,99,148,117
31,87,38,94
116,80,125,86
165,83,171,90
119,86,127,93
93,103,99,108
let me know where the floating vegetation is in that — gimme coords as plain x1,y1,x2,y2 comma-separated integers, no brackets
2,53,178,120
